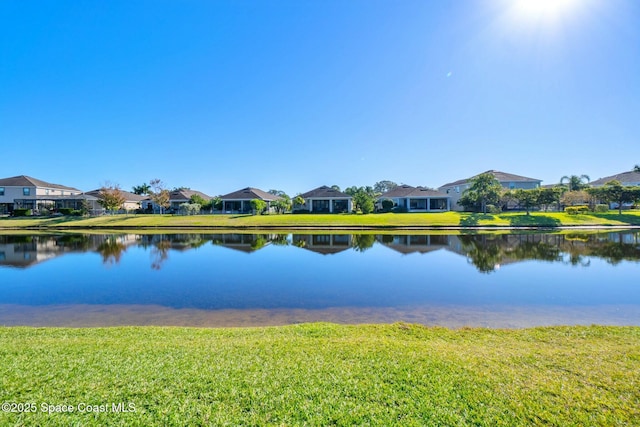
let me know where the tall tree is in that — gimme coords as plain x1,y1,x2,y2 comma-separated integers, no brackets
149,179,170,214
292,194,305,210
634,165,640,173
373,180,398,194
249,199,267,215
344,186,379,214
537,187,563,211
98,184,126,214
600,180,637,214
459,173,503,214
132,183,151,195
560,175,590,191
513,188,540,215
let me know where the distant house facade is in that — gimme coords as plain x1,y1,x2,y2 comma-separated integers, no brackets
438,170,542,211
590,170,640,187
84,189,146,213
219,187,281,214
0,175,83,215
295,186,352,213
590,170,640,209
378,185,450,212
141,189,212,213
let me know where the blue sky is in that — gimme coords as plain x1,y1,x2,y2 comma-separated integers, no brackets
1,0,638,196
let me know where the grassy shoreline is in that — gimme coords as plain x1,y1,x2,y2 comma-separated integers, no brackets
1,211,640,230
1,323,638,426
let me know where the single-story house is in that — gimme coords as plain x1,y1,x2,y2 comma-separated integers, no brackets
0,175,83,215
141,189,212,213
219,187,281,214
84,189,146,213
378,185,450,212
438,170,542,211
295,186,352,213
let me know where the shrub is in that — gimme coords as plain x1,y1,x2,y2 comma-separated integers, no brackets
292,209,310,214
249,199,267,215
380,199,394,213
565,205,589,215
594,204,609,213
59,208,74,215
486,204,502,214
392,206,408,213
12,209,31,216
71,210,84,216
179,203,201,216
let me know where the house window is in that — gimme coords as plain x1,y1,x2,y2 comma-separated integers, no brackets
45,189,50,195
23,188,31,196
0,187,4,196
455,186,460,193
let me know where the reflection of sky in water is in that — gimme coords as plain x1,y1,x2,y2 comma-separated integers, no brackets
0,233,639,313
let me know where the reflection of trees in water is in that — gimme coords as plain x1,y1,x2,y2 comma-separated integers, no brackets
251,236,268,250
97,236,127,265
457,232,640,272
269,234,290,246
458,235,503,273
151,240,172,270
352,234,376,252
589,240,640,265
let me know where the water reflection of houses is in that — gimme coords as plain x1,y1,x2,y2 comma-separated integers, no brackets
211,234,277,253
292,234,352,255
0,234,139,268
376,235,452,255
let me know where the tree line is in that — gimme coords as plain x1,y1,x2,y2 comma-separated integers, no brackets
459,172,640,215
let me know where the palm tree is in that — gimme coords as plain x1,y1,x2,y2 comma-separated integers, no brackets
560,175,590,191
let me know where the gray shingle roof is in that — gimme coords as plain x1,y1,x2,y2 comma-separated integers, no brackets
439,170,542,188
85,189,146,202
0,175,80,191
380,185,449,199
299,186,351,199
590,171,640,186
220,187,281,201
168,189,212,201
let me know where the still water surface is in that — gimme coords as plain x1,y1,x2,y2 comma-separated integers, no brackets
1,231,638,328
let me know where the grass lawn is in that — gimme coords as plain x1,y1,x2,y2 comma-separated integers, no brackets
1,211,640,229
1,324,638,426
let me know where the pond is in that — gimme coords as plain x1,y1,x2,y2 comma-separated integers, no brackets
0,231,639,328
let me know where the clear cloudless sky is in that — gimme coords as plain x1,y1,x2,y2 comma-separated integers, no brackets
1,0,639,196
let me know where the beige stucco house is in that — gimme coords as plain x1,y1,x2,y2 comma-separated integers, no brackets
0,175,83,214
438,170,542,211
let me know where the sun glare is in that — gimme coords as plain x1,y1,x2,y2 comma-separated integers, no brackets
512,0,578,20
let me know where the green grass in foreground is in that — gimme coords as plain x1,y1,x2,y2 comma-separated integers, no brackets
2,211,640,229
1,324,638,426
